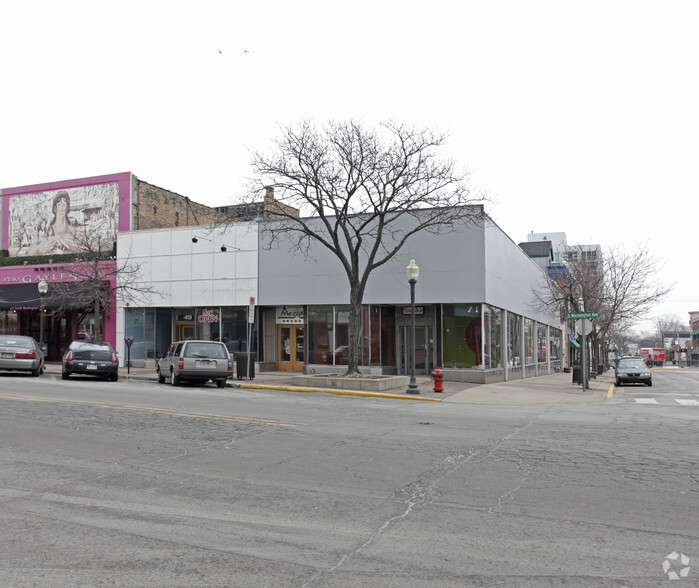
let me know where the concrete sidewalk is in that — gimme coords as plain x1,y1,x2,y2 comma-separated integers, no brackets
43,363,615,405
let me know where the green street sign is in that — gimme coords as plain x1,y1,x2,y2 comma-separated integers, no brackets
568,311,599,319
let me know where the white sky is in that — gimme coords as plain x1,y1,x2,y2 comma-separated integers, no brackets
1,0,696,333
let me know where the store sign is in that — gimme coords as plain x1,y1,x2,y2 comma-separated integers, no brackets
402,306,425,315
2,272,80,284
198,309,219,323
276,306,304,324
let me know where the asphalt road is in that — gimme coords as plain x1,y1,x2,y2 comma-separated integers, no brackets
0,371,697,586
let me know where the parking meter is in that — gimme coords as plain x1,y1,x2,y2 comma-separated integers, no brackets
124,337,134,374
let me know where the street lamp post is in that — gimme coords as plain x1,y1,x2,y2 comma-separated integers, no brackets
37,279,48,350
406,258,420,395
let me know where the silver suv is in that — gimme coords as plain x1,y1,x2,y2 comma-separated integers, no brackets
157,340,232,387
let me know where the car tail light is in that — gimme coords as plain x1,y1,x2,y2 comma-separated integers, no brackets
16,351,36,359
178,357,184,370
228,359,233,371
111,353,118,363
65,351,73,361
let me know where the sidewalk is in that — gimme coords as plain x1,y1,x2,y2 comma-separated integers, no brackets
43,363,615,405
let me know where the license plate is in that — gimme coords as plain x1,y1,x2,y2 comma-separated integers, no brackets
1,353,12,359
87,364,98,370
197,360,212,367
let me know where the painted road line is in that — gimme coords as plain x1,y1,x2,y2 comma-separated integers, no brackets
634,398,659,404
0,393,303,427
674,399,699,406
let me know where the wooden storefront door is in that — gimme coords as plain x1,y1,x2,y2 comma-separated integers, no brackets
277,325,304,371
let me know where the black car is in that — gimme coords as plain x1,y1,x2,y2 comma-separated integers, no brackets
615,357,652,387
62,340,119,381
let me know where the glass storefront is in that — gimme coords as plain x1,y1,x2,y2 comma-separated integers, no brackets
443,304,482,368
508,312,522,367
307,305,396,367
524,318,534,365
550,328,563,371
537,323,548,364
125,306,253,361
483,305,502,369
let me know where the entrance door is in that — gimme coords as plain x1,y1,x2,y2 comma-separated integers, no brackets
277,325,304,371
175,323,195,341
401,325,433,375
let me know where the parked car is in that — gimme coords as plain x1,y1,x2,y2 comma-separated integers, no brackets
157,340,232,387
615,357,652,387
0,335,45,377
62,340,119,381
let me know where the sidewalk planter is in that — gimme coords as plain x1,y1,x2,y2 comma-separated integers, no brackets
291,374,409,392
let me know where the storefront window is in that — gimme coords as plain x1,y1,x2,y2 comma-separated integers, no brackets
155,308,172,359
219,308,248,353
550,328,562,371
537,323,547,364
524,318,534,365
335,306,350,365
508,312,522,367
442,304,482,368
125,307,146,359
484,305,502,369
0,310,18,335
381,306,396,367
307,306,333,365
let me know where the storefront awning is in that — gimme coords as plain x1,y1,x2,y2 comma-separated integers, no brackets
0,282,94,310
570,339,581,348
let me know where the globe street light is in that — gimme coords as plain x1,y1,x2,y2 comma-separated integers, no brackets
406,258,420,394
37,279,48,350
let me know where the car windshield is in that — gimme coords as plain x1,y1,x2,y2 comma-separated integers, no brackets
0,336,34,347
618,360,646,369
184,343,227,359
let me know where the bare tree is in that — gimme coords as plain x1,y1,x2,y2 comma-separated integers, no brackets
242,120,488,375
48,229,158,341
654,314,687,338
535,243,673,363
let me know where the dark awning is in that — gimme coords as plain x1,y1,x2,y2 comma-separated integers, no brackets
0,283,94,310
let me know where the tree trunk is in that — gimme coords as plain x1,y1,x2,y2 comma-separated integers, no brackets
94,295,101,341
346,283,363,375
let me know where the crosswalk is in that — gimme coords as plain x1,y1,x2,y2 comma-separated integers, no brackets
626,395,699,406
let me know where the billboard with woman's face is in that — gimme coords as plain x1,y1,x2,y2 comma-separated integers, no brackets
7,182,119,256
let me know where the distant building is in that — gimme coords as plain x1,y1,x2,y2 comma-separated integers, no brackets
690,311,699,364
215,187,299,221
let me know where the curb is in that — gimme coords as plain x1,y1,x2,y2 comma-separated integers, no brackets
234,382,442,401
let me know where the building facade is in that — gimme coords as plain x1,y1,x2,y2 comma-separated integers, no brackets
119,211,565,384
0,172,225,359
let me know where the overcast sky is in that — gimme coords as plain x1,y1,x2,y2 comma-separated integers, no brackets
1,0,696,332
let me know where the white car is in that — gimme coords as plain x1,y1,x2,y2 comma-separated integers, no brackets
157,340,232,387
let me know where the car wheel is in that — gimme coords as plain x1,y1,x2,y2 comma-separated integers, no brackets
216,379,226,388
170,369,180,386
647,381,652,387
62,371,70,380
110,373,119,382
31,367,40,377
615,380,621,387
157,367,165,384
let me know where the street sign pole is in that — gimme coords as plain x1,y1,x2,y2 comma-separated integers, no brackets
247,297,255,381
582,318,587,390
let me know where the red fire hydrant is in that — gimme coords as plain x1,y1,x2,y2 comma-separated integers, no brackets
432,368,444,393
